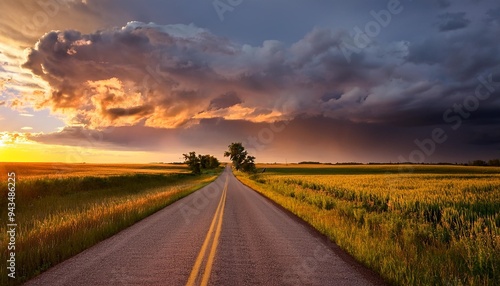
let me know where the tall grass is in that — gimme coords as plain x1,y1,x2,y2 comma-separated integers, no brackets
236,165,500,285
0,166,222,285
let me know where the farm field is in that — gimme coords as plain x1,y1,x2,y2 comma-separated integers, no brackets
0,162,190,180
236,164,500,286
0,162,222,285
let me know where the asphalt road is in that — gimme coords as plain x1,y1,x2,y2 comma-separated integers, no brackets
25,166,385,286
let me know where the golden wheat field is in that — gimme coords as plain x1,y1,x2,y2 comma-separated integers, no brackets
238,164,500,286
0,162,221,285
0,162,189,181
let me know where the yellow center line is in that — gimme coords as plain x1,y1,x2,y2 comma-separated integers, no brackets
200,179,227,286
186,174,228,286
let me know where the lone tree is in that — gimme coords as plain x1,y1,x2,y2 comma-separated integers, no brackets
224,142,256,173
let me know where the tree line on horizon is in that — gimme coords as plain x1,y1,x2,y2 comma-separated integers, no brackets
467,159,500,166
182,152,220,175
296,159,500,166
184,145,499,174
183,142,256,174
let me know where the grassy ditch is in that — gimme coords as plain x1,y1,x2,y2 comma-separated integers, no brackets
0,165,222,285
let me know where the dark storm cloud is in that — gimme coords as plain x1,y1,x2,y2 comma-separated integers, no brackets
436,0,452,8
468,130,500,145
106,105,154,120
486,7,500,24
208,92,242,110
406,21,500,81
29,116,500,163
437,12,471,31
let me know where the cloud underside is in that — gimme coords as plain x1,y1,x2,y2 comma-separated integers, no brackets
437,12,471,31
29,116,500,163
18,19,500,130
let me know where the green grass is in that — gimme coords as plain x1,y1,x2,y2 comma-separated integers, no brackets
236,165,500,286
0,165,222,285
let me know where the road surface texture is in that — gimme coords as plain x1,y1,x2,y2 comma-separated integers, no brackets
25,166,386,286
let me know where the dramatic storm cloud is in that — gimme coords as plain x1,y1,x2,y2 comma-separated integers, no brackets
22,22,294,127
22,17,500,130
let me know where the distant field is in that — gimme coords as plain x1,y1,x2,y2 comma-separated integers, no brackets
237,164,500,286
0,162,189,180
0,162,222,285
257,163,500,174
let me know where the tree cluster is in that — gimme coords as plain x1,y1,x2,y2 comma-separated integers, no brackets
468,159,500,167
183,152,220,174
224,142,256,173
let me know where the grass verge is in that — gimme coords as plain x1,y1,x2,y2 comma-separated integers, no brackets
0,168,222,285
